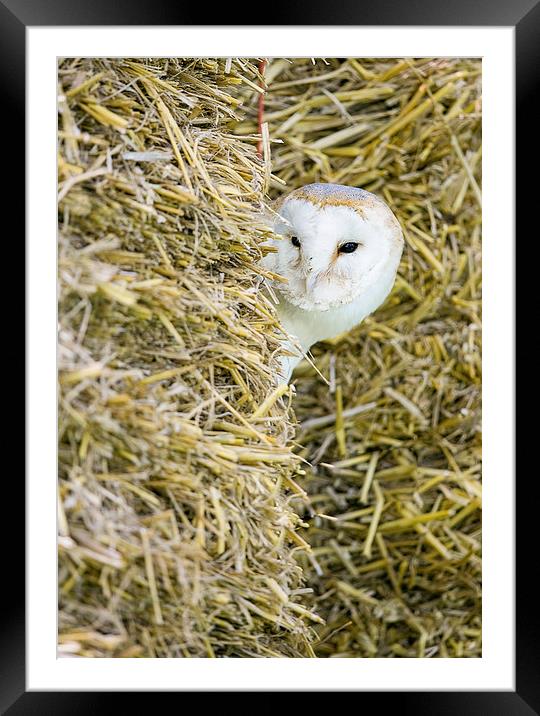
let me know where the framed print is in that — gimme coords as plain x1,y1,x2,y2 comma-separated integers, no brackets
4,0,534,710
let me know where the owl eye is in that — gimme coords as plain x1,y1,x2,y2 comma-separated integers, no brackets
291,236,301,248
339,242,359,254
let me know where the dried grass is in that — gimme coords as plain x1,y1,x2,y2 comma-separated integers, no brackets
235,57,481,658
58,56,481,659
58,57,316,658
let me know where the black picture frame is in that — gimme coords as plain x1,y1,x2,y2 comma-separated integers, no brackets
4,0,534,711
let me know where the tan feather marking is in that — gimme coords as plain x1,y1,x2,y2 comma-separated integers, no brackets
284,187,374,217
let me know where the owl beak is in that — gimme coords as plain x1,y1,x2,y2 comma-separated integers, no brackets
305,273,319,294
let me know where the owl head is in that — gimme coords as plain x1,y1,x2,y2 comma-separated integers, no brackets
262,183,404,311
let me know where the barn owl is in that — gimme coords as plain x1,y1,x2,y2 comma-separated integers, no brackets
260,183,404,383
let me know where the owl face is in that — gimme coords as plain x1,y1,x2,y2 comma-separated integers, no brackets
263,184,404,311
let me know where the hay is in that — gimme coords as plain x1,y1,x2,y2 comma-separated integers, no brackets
58,57,317,658
58,57,482,660
235,58,482,657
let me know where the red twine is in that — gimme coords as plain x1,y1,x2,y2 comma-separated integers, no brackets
257,59,267,159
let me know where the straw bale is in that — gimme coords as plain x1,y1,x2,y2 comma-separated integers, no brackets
236,57,482,658
58,56,482,659
58,57,316,658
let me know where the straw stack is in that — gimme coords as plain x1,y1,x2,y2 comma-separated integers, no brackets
58,58,318,658
58,57,482,659
235,58,482,657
